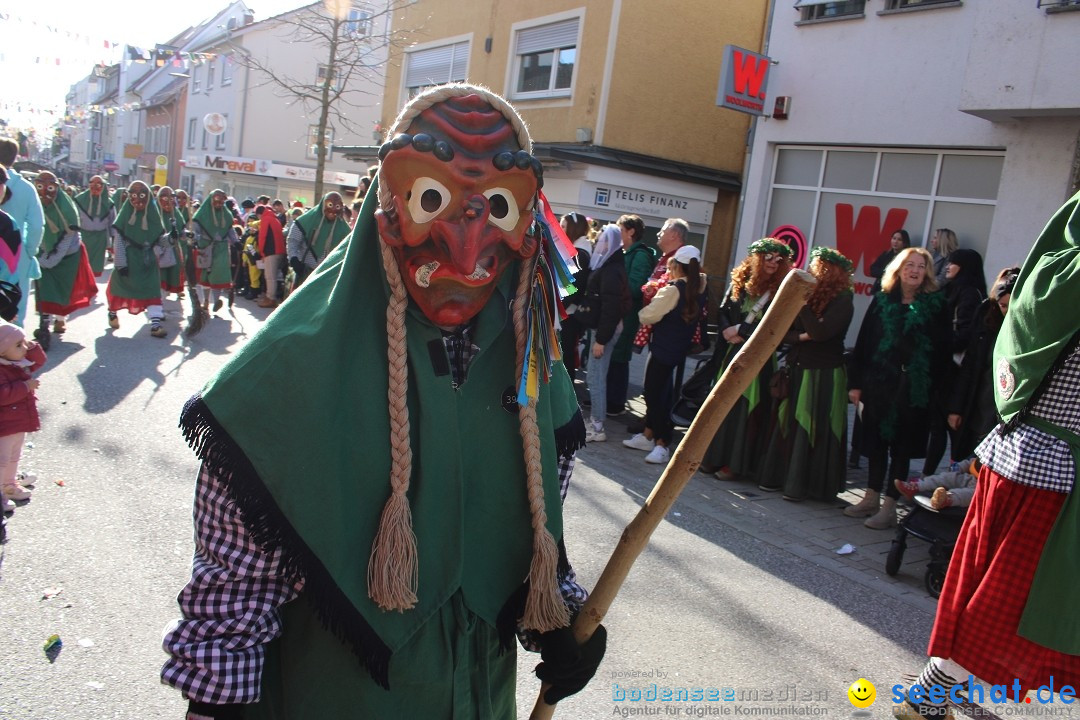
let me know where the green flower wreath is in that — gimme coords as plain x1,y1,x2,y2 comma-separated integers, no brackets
810,246,854,274
748,237,792,257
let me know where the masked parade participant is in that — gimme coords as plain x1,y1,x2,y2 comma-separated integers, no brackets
34,171,97,349
190,189,237,316
285,190,349,290
156,187,188,299
105,181,171,338
892,190,1080,719
73,175,116,277
162,84,604,719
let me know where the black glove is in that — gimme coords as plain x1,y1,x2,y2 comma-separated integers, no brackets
534,623,607,705
117,266,129,277
170,228,180,240
289,257,305,275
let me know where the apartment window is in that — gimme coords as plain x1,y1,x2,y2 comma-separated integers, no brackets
187,118,196,149
317,63,342,91
221,55,233,85
207,60,215,90
215,115,228,150
307,125,334,161
883,0,958,8
345,7,374,37
192,64,201,93
795,0,866,21
1038,0,1080,10
403,40,469,98
511,16,579,99
201,127,208,150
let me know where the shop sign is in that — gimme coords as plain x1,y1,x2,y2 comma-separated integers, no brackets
717,45,771,116
581,182,712,225
182,154,359,186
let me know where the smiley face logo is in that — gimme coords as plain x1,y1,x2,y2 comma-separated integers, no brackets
847,678,875,708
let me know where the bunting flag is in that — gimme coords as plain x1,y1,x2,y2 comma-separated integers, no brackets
516,191,580,405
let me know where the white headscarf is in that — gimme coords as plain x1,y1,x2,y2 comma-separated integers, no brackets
589,224,622,271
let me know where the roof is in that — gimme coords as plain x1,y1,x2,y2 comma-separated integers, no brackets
333,142,743,192
533,143,742,192
144,77,188,108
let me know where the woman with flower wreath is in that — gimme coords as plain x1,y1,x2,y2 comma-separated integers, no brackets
700,238,792,482
759,247,855,501
846,247,951,529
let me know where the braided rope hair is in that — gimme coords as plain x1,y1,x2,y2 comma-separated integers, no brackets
370,83,568,632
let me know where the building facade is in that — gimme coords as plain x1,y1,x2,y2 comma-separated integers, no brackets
180,1,391,205
374,0,770,270
738,0,1080,340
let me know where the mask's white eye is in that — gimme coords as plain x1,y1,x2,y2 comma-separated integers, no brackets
407,177,451,224
483,187,520,232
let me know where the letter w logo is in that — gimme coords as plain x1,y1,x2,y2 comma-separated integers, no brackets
732,50,769,100
835,204,909,275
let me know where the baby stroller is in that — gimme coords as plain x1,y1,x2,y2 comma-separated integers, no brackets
885,495,967,598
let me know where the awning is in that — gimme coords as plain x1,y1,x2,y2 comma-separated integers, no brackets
533,143,741,192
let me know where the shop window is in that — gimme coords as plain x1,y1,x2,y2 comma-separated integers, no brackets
884,0,958,7
403,39,469,99
937,155,1003,200
511,15,580,99
823,151,875,191
795,0,866,22
775,148,823,187
876,153,936,195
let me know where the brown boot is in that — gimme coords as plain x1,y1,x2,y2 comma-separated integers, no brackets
865,496,898,529
843,488,880,517
257,295,279,309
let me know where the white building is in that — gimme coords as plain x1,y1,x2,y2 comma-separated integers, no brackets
733,0,1080,340
180,2,391,205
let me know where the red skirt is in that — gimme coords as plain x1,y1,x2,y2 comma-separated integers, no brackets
928,466,1080,692
107,295,161,314
37,245,99,316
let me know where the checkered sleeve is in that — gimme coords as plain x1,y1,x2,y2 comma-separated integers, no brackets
161,464,303,706
976,345,1079,493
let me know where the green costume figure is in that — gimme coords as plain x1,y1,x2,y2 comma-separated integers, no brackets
73,175,116,276
156,187,188,296
34,171,98,349
285,191,350,286
162,85,605,719
190,189,237,315
107,181,169,338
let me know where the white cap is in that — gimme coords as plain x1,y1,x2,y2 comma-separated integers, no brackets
673,245,701,264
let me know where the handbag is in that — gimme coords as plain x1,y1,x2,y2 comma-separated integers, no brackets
769,366,791,399
573,290,602,329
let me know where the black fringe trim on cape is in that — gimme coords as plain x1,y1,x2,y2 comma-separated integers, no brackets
179,394,393,689
555,409,587,459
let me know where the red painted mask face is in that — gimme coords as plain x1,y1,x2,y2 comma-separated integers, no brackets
35,172,60,207
128,183,150,212
158,189,175,213
376,95,539,328
210,191,227,210
323,194,344,222
175,191,189,208
89,176,105,196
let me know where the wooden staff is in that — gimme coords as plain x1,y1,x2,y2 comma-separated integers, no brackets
530,268,817,720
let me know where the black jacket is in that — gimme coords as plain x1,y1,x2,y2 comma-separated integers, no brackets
586,249,630,346
947,299,1002,458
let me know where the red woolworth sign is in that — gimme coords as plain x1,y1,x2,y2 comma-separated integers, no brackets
834,203,909,296
717,45,772,116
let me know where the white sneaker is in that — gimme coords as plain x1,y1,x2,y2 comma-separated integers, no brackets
622,433,655,451
644,445,671,464
3,484,31,501
18,472,37,488
585,423,607,443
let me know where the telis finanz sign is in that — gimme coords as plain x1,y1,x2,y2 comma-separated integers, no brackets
717,45,772,116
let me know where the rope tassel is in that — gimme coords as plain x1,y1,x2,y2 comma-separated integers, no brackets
367,492,419,611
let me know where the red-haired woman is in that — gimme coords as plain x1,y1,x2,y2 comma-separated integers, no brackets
701,238,792,482
759,247,855,501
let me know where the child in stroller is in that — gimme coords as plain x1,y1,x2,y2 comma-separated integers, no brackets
885,458,978,597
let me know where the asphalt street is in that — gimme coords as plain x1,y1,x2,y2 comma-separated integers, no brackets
0,282,936,719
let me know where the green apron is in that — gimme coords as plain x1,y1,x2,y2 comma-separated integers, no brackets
1017,415,1080,654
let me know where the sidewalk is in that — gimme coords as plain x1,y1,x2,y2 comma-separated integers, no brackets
574,351,941,617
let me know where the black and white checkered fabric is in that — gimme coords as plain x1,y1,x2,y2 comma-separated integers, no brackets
976,345,1079,493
